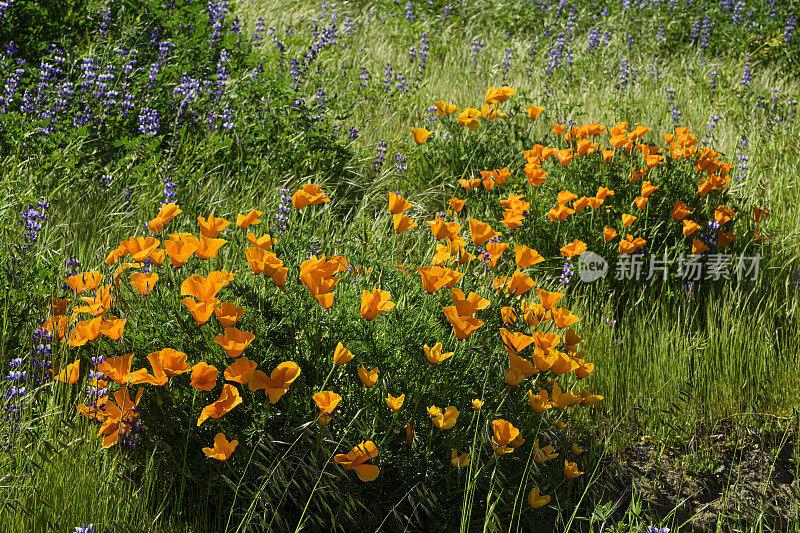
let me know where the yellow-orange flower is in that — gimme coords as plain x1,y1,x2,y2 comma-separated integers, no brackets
203,433,238,461
214,327,255,358
334,441,379,482
236,209,262,229
424,343,453,364
191,362,218,391
292,184,330,209
358,365,378,388
386,393,405,412
527,488,550,509
360,289,394,321
410,127,433,145
198,215,230,238
491,419,520,455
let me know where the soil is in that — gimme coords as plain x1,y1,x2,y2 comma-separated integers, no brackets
600,436,798,532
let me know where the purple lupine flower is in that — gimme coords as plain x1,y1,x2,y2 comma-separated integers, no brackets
559,258,575,285
405,1,414,21
470,40,484,71
666,89,681,126
501,47,512,81
274,188,291,234
383,63,393,92
138,107,160,137
253,17,265,45
785,13,796,44
162,175,177,205
709,69,718,99
740,54,752,88
418,33,429,75
734,136,749,181
358,67,369,88
374,140,387,173
394,153,407,173
703,114,722,144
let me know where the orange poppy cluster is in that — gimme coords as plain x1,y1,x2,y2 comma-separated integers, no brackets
48,162,603,504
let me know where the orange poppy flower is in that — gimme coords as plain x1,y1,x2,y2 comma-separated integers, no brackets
410,127,433,145
334,441,380,482
433,101,457,115
485,85,516,104
182,297,218,325
554,149,574,167
718,230,736,248
417,266,463,294
671,200,693,221
262,361,301,403
427,215,461,240
753,207,771,222
618,234,646,254
468,219,500,246
525,164,548,186
129,272,158,295
236,209,263,229
333,342,354,365
501,306,517,324
388,192,412,214
385,393,405,412
197,384,243,426
97,354,135,385
450,288,490,317
164,239,197,268
67,317,103,347
527,105,544,119
224,357,257,385
457,108,481,130
181,273,228,301
246,232,275,250
147,203,182,233
527,390,551,413
97,387,143,448
66,271,103,294
595,186,614,200
552,123,567,136
214,327,255,358
314,391,342,425
491,419,520,455
203,433,238,461
714,206,736,225
482,241,509,268
548,205,574,222
150,348,191,378
550,382,582,409
494,270,536,297
551,308,579,329
499,328,534,356
448,197,466,213
692,239,709,255
572,196,590,213
602,227,618,242
121,237,160,262
195,235,227,260
514,244,543,268
191,362,218,391
564,460,584,479
682,219,700,236
57,360,81,384
360,289,395,321
622,214,637,227
358,365,378,388
640,181,659,198
215,302,244,327
560,240,586,258
442,306,484,340
424,342,453,364
393,213,417,234
197,215,230,238
634,197,648,210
